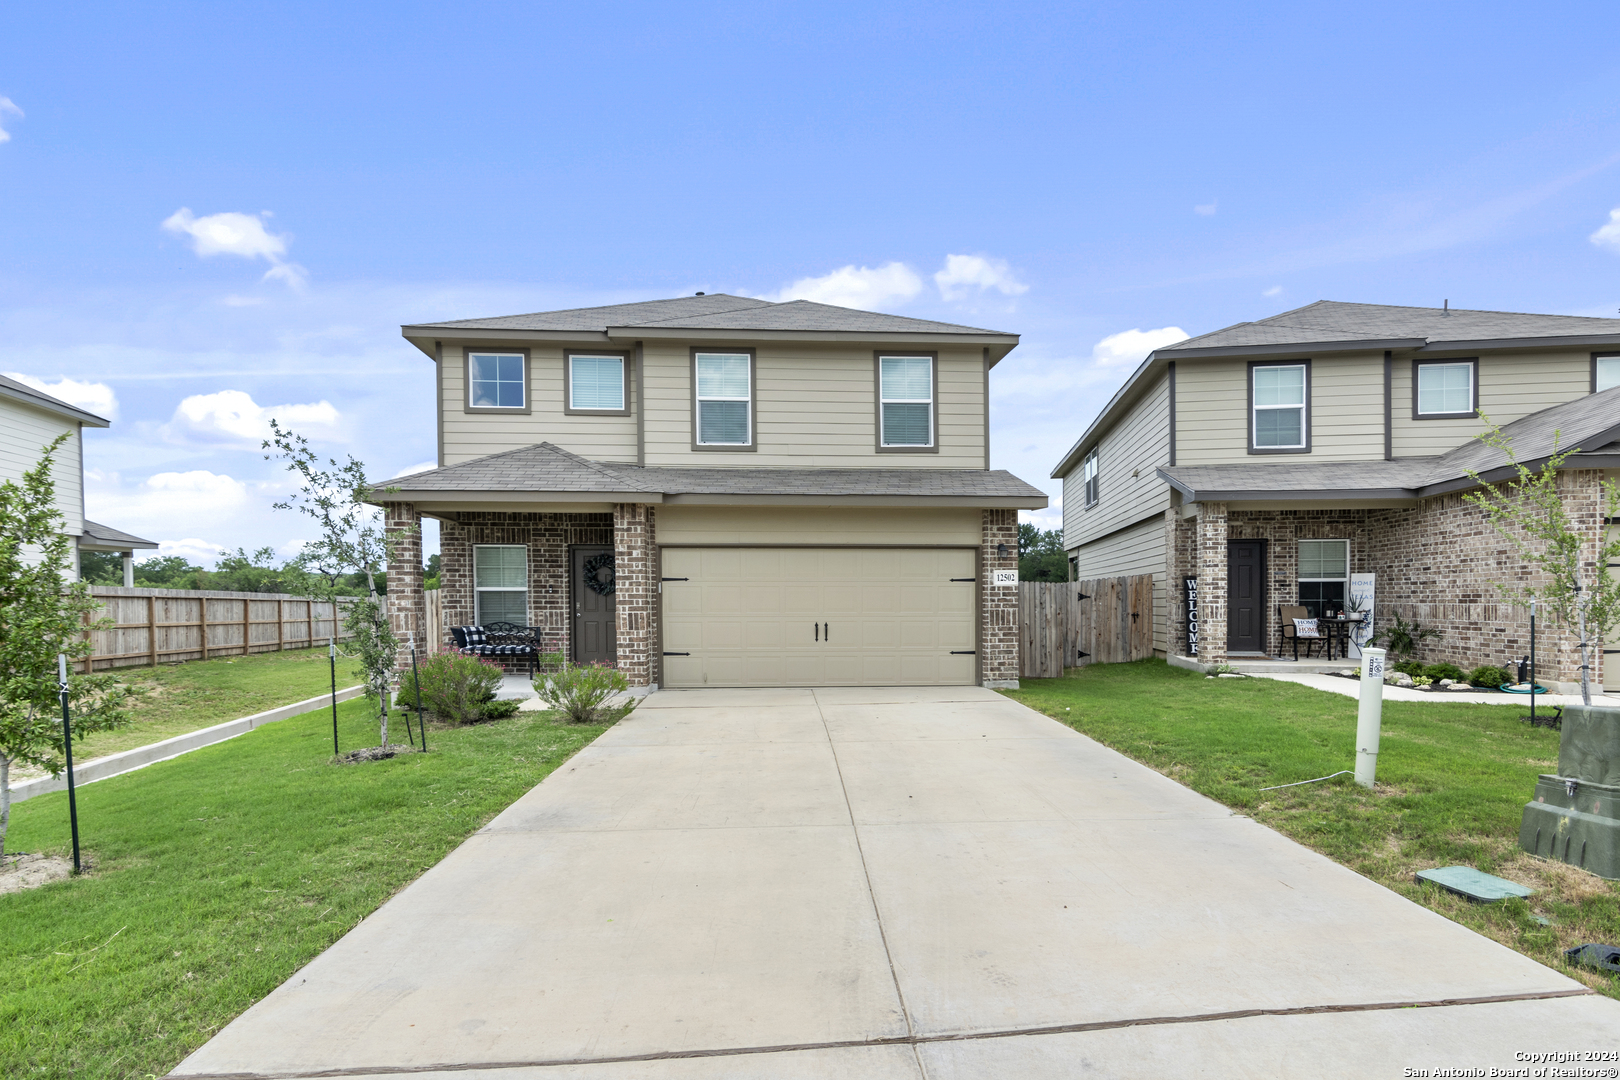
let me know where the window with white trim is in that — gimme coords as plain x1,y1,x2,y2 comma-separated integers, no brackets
1253,364,1307,448
1416,361,1475,416
695,352,751,445
1297,539,1348,619
1081,447,1100,507
473,545,527,625
468,352,526,409
569,355,625,410
1597,354,1620,392
879,355,934,447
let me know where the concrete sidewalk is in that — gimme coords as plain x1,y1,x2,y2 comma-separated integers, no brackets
169,686,1619,1079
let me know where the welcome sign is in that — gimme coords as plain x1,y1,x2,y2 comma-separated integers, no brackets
1184,576,1199,656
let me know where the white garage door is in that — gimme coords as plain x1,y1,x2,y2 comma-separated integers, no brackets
660,547,978,687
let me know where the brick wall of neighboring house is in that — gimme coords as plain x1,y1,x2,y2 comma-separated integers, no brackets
981,508,1020,686
613,503,657,688
383,502,424,672
438,511,614,671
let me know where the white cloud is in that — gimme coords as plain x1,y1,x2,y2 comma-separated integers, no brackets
150,538,232,564
762,262,923,308
161,208,308,289
1262,285,1284,298
0,97,21,143
3,371,119,420
1194,201,1217,216
1591,208,1620,252
934,254,1029,302
1089,327,1189,370
167,389,341,446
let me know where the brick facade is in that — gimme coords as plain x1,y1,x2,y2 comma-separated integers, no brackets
613,503,657,688
1165,507,1198,658
1194,502,1228,665
383,502,424,673
981,508,1020,686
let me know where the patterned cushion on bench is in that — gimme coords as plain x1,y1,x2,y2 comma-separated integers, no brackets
478,643,532,656
1292,618,1320,639
462,626,487,647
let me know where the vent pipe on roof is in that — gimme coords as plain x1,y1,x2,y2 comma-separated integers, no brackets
1443,299,1449,314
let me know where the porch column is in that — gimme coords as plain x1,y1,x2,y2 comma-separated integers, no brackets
1196,501,1228,666
122,551,134,587
613,503,657,689
981,508,1020,688
385,502,425,672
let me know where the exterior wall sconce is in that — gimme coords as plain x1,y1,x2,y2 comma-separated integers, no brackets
997,543,1008,558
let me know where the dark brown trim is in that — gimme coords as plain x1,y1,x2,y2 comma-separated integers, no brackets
634,341,646,466
562,349,632,416
1166,361,1177,467
874,351,941,454
982,347,991,470
1593,351,1620,394
1411,357,1479,420
1246,359,1311,455
690,347,758,452
435,340,445,467
462,346,532,415
1382,351,1393,461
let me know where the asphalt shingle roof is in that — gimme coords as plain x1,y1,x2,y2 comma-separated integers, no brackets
388,443,1046,501
80,520,159,549
407,294,1012,337
1159,386,1620,500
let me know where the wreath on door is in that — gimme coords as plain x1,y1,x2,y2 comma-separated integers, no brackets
583,553,616,596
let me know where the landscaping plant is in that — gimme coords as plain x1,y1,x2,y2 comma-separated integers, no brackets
265,421,413,747
1464,421,1620,705
1467,665,1510,689
1421,662,1467,684
0,436,135,855
394,650,504,724
536,654,628,723
1371,611,1442,660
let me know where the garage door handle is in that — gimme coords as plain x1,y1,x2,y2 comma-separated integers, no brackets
951,650,977,655
663,651,690,656
950,577,974,582
824,622,829,641
662,577,688,582
814,623,818,641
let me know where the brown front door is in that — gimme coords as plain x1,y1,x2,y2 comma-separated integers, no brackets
572,546,616,664
1227,540,1266,654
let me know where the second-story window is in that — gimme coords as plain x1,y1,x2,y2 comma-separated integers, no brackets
878,355,935,448
1252,362,1307,450
695,352,753,446
1082,447,1100,507
1596,354,1620,392
1414,360,1477,418
468,351,526,410
568,354,626,411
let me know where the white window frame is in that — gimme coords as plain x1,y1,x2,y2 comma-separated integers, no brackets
1251,362,1308,451
1081,447,1100,507
877,354,936,449
1595,354,1620,394
466,351,528,412
1297,538,1349,615
472,544,528,626
693,351,754,448
1414,360,1477,418
565,353,628,413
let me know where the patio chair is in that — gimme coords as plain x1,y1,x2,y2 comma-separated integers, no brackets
1278,605,1323,662
450,622,540,676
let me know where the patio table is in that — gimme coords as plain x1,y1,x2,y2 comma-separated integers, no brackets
1315,616,1362,661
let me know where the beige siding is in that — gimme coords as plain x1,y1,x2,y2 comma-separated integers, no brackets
440,346,638,466
1070,515,1168,654
1176,352,1385,465
657,505,980,546
1174,358,1250,462
0,398,82,535
1391,350,1592,457
1309,352,1385,458
1062,374,1172,549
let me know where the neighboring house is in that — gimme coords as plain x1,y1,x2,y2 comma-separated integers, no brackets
381,294,1047,690
0,373,157,581
1052,302,1620,691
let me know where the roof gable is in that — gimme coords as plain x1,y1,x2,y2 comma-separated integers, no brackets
0,373,111,427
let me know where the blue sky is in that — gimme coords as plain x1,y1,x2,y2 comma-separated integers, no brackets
4,1,1620,562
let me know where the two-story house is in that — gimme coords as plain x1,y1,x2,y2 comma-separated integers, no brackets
380,294,1047,690
1053,302,1620,691
1,373,157,580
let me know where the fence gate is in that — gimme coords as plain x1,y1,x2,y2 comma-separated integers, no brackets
1019,574,1154,678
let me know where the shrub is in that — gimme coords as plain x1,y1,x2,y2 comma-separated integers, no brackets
481,698,522,721
1467,665,1509,688
1372,612,1442,660
1412,675,1434,688
1393,660,1425,677
395,650,504,724
1422,662,1467,683
537,661,629,724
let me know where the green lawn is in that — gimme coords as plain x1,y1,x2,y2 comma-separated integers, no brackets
1,698,613,1079
1003,660,1620,997
14,648,358,781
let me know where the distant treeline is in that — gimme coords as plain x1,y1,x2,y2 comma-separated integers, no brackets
80,548,444,595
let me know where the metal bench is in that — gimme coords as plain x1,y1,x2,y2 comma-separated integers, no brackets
450,623,540,676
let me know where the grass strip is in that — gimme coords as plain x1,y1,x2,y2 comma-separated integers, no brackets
0,696,611,1079
1004,659,1620,999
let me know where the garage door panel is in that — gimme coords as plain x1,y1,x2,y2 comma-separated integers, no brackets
661,546,978,688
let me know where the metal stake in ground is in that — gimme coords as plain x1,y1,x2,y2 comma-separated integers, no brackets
329,636,339,756
1530,600,1538,727
57,653,81,874
410,637,427,753
1355,647,1387,789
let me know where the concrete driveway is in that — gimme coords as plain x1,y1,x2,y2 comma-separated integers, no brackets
171,687,1619,1079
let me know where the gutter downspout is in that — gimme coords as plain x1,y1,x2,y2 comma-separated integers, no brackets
435,341,445,468
1383,350,1393,461
635,341,645,467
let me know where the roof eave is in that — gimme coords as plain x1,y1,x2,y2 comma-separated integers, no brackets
660,492,1047,508
1157,337,1427,360
1419,333,1620,352
0,384,111,427
1052,352,1167,478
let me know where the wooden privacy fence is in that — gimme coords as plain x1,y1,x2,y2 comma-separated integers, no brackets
1020,574,1155,678
82,586,358,671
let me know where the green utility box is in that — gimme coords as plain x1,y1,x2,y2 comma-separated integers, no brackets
1519,705,1620,880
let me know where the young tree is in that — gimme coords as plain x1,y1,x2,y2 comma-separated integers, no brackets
264,421,411,747
0,436,134,855
1464,422,1620,705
